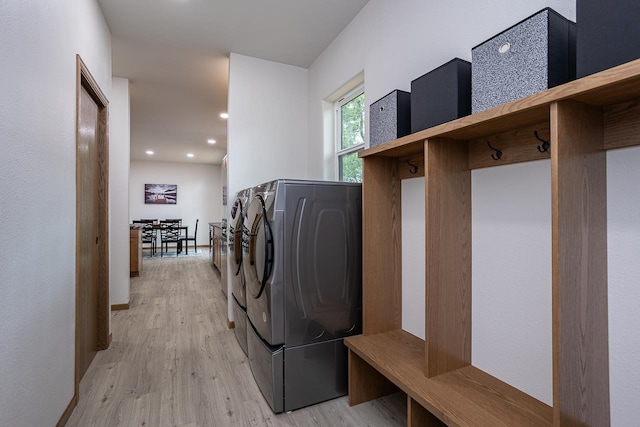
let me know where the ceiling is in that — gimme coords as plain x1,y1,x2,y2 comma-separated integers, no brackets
98,0,370,164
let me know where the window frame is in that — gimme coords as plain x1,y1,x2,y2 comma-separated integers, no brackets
335,84,365,182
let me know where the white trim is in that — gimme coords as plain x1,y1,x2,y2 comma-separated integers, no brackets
325,71,365,103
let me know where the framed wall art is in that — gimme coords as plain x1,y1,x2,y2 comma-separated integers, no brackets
145,184,177,204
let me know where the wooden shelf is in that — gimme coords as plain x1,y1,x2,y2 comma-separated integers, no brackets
351,51,640,427
346,330,552,427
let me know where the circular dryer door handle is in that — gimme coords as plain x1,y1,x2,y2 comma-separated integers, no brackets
245,194,274,300
232,223,244,277
233,229,244,276
253,205,274,300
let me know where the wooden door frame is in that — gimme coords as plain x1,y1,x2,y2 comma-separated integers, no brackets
75,54,110,398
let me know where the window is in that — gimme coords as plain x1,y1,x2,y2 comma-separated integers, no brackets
336,86,365,182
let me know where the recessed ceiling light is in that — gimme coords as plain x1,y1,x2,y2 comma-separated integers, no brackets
146,150,154,155
187,153,194,158
207,139,216,144
220,112,229,119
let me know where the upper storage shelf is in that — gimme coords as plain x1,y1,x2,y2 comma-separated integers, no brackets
361,58,640,158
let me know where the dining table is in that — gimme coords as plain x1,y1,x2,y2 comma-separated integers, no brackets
148,223,189,255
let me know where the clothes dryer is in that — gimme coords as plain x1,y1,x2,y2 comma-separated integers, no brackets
243,179,362,413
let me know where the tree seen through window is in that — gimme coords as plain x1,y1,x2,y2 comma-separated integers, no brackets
338,90,364,182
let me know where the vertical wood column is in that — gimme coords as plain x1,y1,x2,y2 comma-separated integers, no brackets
424,138,471,377
347,350,398,406
362,156,402,335
408,396,445,426
551,101,610,426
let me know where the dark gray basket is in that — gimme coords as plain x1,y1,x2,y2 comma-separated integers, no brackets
577,0,640,78
410,58,471,133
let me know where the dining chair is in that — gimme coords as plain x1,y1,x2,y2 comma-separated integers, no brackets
181,219,198,254
159,220,181,257
132,220,156,256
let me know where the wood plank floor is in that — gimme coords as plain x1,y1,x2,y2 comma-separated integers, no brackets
67,251,406,427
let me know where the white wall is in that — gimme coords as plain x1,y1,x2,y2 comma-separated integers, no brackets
227,53,309,318
308,4,573,401
129,160,221,248
308,0,576,179
307,0,595,415
110,77,131,306
607,146,640,425
0,1,111,426
309,1,640,424
472,160,552,405
308,0,574,395
227,53,309,195
401,177,425,339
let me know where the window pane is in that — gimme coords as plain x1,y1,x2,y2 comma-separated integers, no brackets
341,92,365,150
339,151,363,183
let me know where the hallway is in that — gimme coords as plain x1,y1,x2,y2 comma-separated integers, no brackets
67,252,405,426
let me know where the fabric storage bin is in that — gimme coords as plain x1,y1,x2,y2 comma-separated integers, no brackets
410,58,471,133
472,8,576,113
577,0,640,78
369,90,411,148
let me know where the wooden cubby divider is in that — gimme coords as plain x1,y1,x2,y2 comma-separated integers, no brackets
424,138,471,378
347,348,398,406
361,156,402,335
408,396,444,426
551,101,609,426
345,57,640,427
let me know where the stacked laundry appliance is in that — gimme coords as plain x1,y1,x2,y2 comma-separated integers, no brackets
241,179,362,413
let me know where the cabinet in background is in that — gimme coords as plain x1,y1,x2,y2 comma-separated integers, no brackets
211,223,227,298
211,223,223,271
129,226,142,277
209,222,216,267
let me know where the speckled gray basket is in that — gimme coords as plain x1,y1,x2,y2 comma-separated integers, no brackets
472,8,575,113
369,90,411,148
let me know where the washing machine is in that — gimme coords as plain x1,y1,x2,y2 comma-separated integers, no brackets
229,187,252,356
243,179,362,413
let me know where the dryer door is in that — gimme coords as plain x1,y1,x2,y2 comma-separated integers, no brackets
230,197,247,305
284,184,362,347
244,194,274,300
229,197,244,277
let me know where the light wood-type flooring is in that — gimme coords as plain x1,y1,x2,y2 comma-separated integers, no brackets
67,251,406,427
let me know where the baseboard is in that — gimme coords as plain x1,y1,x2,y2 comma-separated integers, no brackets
56,393,78,427
108,333,113,346
111,303,129,311
228,321,235,329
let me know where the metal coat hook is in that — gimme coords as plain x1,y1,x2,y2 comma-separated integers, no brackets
487,141,502,161
534,131,550,153
407,159,418,175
